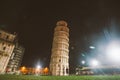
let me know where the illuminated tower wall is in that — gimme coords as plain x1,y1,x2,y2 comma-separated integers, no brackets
50,21,69,76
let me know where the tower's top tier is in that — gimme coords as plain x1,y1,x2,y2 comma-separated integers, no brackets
56,20,67,27
55,20,69,33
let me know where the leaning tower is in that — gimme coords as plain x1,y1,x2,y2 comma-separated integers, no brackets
50,20,69,76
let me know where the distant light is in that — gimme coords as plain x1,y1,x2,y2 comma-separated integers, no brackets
106,41,120,62
81,60,85,64
22,66,26,70
36,65,41,69
89,46,95,49
21,66,26,72
90,59,99,67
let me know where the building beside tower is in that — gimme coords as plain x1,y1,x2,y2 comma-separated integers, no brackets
50,20,69,76
0,30,16,73
0,29,25,74
6,43,25,73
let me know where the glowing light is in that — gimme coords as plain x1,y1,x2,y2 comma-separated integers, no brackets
90,59,99,67
89,46,95,49
106,41,120,62
43,67,49,74
81,60,85,64
21,66,26,71
37,65,41,69
20,66,27,74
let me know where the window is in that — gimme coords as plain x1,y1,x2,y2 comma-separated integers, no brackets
59,59,61,62
3,47,6,50
2,42,4,45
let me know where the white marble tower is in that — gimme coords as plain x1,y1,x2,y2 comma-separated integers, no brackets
50,20,69,76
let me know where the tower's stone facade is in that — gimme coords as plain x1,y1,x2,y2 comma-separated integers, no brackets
50,21,69,76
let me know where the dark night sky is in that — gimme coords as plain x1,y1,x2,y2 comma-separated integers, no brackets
1,0,120,72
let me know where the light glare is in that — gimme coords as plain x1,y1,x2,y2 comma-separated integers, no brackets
89,46,95,49
90,59,99,67
81,60,85,64
37,65,41,69
106,41,120,62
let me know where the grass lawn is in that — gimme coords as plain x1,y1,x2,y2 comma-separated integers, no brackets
0,74,120,80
